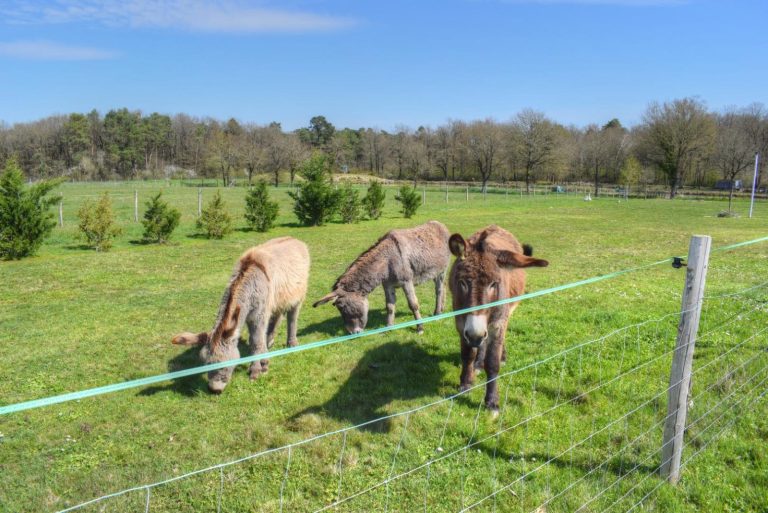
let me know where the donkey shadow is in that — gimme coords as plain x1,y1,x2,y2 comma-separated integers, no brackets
290,340,453,433
138,339,251,397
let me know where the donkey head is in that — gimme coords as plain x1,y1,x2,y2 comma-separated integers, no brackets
171,306,242,394
313,289,369,335
448,231,548,347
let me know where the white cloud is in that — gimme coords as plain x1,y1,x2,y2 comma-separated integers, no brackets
0,40,116,60
1,1,357,33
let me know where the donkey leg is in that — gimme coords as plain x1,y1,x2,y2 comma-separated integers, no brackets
483,332,505,416
434,272,446,315
402,280,424,334
266,312,283,349
247,320,269,380
286,302,302,348
384,284,397,326
459,342,477,392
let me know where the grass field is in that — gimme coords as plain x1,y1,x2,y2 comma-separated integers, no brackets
1,182,767,512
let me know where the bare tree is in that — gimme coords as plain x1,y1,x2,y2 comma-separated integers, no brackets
637,98,715,198
509,109,560,194
712,109,755,212
466,119,502,193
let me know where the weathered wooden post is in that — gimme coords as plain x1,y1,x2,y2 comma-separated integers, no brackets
197,188,202,217
134,189,138,222
465,186,469,201
445,182,448,203
422,187,426,205
58,195,64,227
660,235,711,484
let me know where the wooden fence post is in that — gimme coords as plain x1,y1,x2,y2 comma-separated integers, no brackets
58,195,64,227
660,234,712,484
134,190,138,222
422,187,426,205
466,186,469,201
198,188,202,217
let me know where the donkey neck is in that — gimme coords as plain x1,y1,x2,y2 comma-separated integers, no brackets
335,237,394,296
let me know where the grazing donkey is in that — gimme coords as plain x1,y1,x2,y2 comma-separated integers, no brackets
172,237,310,393
313,220,451,334
448,225,548,415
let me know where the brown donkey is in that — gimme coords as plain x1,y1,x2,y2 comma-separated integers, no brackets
448,225,548,415
172,237,310,393
313,220,451,334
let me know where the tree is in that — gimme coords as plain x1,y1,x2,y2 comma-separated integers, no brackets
142,192,180,243
304,116,336,150
197,190,233,239
0,158,60,259
288,154,340,226
338,182,362,223
509,110,560,194
244,181,279,232
620,155,643,190
638,98,715,198
77,192,121,251
712,110,754,212
395,185,420,219
466,120,502,193
362,181,386,220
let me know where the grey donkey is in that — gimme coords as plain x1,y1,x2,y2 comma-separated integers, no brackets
172,237,310,393
313,220,450,334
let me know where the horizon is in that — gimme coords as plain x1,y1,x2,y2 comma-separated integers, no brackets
1,0,767,131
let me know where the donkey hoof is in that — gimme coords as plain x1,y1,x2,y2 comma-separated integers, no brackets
459,384,472,393
487,408,500,420
287,340,298,348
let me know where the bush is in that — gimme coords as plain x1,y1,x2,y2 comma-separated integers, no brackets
0,158,60,260
395,185,421,219
244,182,279,232
197,190,233,239
77,192,122,251
338,182,362,224
362,181,386,220
142,192,180,243
288,154,340,226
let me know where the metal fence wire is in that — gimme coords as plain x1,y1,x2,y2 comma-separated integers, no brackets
54,274,768,513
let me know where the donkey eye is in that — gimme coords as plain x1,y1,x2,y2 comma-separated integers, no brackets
459,280,469,292
489,282,499,290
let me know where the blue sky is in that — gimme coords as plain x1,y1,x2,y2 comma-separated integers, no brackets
1,0,766,131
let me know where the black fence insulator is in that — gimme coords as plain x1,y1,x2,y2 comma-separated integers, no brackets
672,257,687,269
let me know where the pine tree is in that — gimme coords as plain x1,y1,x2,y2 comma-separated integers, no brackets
338,182,362,223
142,192,180,243
197,190,233,239
0,158,61,259
244,182,279,232
77,192,122,251
288,154,340,226
362,181,386,220
395,185,420,219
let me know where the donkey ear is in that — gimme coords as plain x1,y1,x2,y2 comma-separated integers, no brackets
313,291,339,307
172,331,209,346
496,250,549,268
449,234,467,259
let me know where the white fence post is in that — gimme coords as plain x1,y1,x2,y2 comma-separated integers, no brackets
466,186,469,201
58,195,64,227
660,235,712,484
134,190,139,222
198,188,202,218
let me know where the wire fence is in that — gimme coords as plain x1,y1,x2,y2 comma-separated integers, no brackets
53,275,768,512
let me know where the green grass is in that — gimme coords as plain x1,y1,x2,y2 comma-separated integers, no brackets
1,182,767,512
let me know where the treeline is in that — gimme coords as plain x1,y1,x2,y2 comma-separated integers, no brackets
1,98,767,198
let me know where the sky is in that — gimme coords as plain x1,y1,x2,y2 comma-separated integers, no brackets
0,0,766,131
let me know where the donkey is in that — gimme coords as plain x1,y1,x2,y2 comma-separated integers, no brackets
448,225,548,415
171,237,310,393
313,220,451,334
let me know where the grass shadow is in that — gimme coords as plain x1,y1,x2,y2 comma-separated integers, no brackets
298,307,411,339
289,340,452,433
64,243,94,251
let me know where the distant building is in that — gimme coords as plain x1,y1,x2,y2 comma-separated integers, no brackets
714,180,743,191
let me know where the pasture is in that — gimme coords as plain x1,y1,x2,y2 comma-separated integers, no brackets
1,182,767,512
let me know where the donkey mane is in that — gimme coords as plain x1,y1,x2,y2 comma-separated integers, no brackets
210,254,268,349
332,232,393,293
